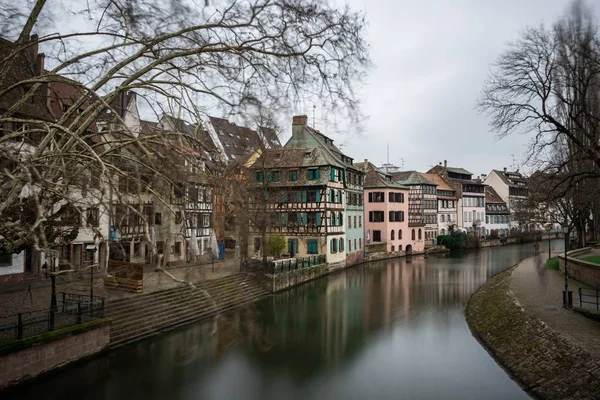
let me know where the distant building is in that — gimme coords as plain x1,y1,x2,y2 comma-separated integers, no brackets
358,161,423,255
247,115,364,268
484,186,510,237
427,161,486,237
484,168,529,230
422,173,458,236
203,116,281,163
390,171,437,247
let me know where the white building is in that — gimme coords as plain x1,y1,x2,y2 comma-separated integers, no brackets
484,168,529,230
484,186,510,237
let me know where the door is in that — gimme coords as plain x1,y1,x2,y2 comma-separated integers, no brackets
24,249,33,273
288,239,298,258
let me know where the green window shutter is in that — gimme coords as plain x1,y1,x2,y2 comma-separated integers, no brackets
338,190,342,203
316,213,322,226
296,213,301,225
316,190,321,203
340,170,344,182
302,212,308,225
330,167,335,181
302,190,307,203
315,169,320,179
283,213,288,225
296,191,302,202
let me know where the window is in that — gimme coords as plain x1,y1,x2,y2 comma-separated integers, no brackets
308,168,319,180
441,214,445,223
254,237,262,252
154,212,162,225
418,229,422,240
391,245,395,252
174,242,182,255
359,216,362,227
388,211,404,222
175,211,182,224
0,253,12,266
353,216,357,228
354,239,357,251
391,230,395,240
412,229,415,240
156,241,164,254
86,207,99,227
368,211,384,222
359,238,362,249
62,206,81,226
255,171,264,182
190,186,199,203
330,239,338,253
348,240,352,252
338,212,343,226
290,171,298,181
373,230,381,242
348,215,352,227
268,171,280,182
307,239,319,254
202,214,210,227
399,229,402,239
339,238,344,252
368,192,384,202
389,192,394,203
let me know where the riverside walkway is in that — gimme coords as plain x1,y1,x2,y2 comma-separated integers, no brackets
466,253,600,400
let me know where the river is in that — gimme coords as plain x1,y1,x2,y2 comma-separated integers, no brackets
9,240,565,400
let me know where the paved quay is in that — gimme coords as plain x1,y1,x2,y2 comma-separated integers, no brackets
0,257,240,318
466,253,600,400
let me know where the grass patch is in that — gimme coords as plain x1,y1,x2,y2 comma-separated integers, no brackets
546,257,560,270
581,255,600,265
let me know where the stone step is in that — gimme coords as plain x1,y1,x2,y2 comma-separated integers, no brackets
105,273,249,309
105,274,251,314
109,291,268,348
108,279,262,324
110,285,267,336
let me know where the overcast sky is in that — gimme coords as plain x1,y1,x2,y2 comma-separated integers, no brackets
280,0,600,176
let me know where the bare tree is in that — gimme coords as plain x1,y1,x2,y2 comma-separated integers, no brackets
478,0,600,245
0,0,370,279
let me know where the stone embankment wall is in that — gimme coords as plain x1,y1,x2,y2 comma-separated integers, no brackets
466,267,600,399
558,248,600,289
263,264,328,292
0,321,110,390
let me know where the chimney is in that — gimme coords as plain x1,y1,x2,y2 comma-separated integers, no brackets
444,160,447,168
26,34,39,72
364,158,368,166
503,167,507,173
292,115,308,126
34,53,45,76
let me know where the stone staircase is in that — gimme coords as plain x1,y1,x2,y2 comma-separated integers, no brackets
105,273,268,348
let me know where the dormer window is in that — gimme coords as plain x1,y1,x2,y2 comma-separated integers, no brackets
304,152,311,159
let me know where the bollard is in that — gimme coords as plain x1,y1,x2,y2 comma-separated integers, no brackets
77,301,82,324
49,309,55,331
17,313,23,339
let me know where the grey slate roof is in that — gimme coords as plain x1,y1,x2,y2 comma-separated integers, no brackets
391,171,437,186
357,161,409,190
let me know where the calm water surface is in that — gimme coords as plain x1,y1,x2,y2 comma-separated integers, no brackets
10,241,565,400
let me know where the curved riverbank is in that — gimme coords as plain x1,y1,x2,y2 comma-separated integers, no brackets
465,256,600,400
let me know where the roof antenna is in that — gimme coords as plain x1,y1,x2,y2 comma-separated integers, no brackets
387,143,390,164
510,154,517,170
400,157,404,171
312,105,316,127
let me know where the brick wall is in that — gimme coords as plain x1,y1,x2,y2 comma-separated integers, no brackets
0,324,110,390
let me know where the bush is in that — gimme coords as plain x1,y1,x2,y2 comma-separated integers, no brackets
437,232,469,251
266,234,286,257
546,257,560,270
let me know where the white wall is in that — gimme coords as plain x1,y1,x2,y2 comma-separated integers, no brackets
484,172,509,203
0,252,24,276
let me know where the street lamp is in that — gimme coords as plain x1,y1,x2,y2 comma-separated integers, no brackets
562,223,570,309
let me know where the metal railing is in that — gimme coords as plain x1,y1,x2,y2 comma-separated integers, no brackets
0,293,105,345
268,254,326,274
578,288,600,311
60,292,105,318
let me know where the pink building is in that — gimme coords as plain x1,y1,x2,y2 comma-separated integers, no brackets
357,161,424,255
